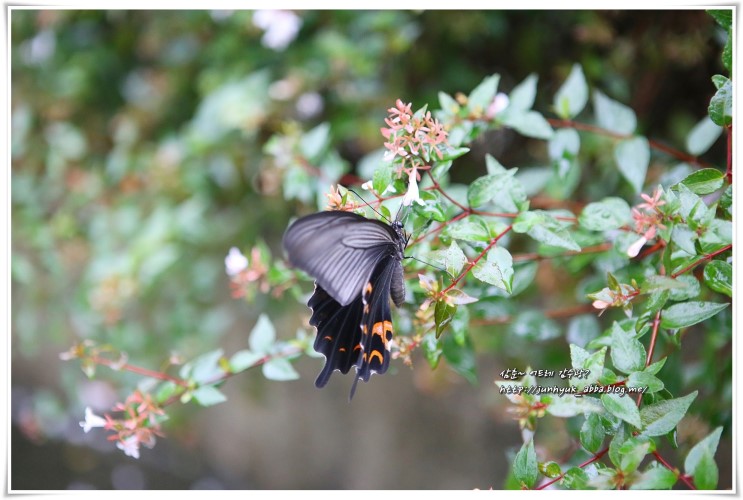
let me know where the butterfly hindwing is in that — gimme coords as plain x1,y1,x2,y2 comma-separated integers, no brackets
308,285,364,388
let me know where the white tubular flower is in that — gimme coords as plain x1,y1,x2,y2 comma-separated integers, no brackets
402,168,424,207
626,236,648,258
225,247,248,276
116,436,141,459
252,10,302,51
79,407,107,433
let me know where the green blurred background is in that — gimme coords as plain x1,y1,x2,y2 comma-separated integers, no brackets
11,9,730,489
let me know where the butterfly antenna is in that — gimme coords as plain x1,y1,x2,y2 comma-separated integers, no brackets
348,188,391,223
403,255,454,279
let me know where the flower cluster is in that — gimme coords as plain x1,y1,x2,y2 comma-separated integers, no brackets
627,187,667,257
79,390,165,459
381,99,448,171
325,184,358,211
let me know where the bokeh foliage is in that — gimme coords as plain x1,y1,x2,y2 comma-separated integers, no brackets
11,9,731,489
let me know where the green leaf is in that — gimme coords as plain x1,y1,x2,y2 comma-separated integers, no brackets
554,64,589,119
249,314,276,353
581,413,606,453
510,311,561,341
299,122,331,162
229,350,264,373
675,168,725,195
181,349,225,383
561,467,589,489
438,91,458,114
618,436,654,474
703,260,732,297
684,427,723,483
513,439,538,489
262,357,299,381
630,463,678,489
429,241,467,277
503,110,554,139
472,246,514,293
686,118,723,156
670,224,697,255
644,357,666,376
699,219,732,253
191,385,228,407
610,322,646,374
627,371,664,394
441,330,477,384
444,217,491,243
579,197,632,231
594,90,637,135
666,275,700,302
545,395,603,417
513,211,580,252
569,344,606,390
372,160,394,196
434,299,457,339
422,332,443,369
540,461,562,479
660,301,729,329
548,128,581,159
639,391,698,437
708,9,732,29
468,74,499,112
691,451,719,490
708,78,732,127
507,73,538,112
615,137,650,194
602,393,642,428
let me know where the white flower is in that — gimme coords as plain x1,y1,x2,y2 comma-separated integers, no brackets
626,236,648,258
402,168,425,207
296,92,324,119
486,92,510,118
361,180,373,190
116,436,141,459
252,10,302,51
225,247,248,276
79,407,107,433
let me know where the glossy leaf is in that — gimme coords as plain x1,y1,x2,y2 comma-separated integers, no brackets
640,391,698,436
554,63,589,119
262,357,299,381
708,77,732,127
660,301,729,329
601,393,642,428
192,385,228,407
703,260,732,297
513,439,538,489
675,168,725,195
686,118,723,156
615,137,650,194
579,197,632,231
610,322,646,374
594,90,637,135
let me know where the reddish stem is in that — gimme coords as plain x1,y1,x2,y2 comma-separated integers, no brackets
441,225,513,295
536,447,609,489
670,244,732,278
653,451,696,490
91,356,188,387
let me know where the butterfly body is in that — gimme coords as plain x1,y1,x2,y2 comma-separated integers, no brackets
283,210,407,396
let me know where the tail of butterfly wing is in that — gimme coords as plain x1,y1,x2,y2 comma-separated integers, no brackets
308,285,364,388
350,258,396,398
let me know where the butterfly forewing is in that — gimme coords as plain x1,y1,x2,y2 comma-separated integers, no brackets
283,211,400,306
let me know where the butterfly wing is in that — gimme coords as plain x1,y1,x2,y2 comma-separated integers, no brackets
283,211,400,306
309,255,400,396
308,285,364,388
351,255,398,397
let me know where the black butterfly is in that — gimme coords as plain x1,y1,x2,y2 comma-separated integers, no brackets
283,210,408,397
